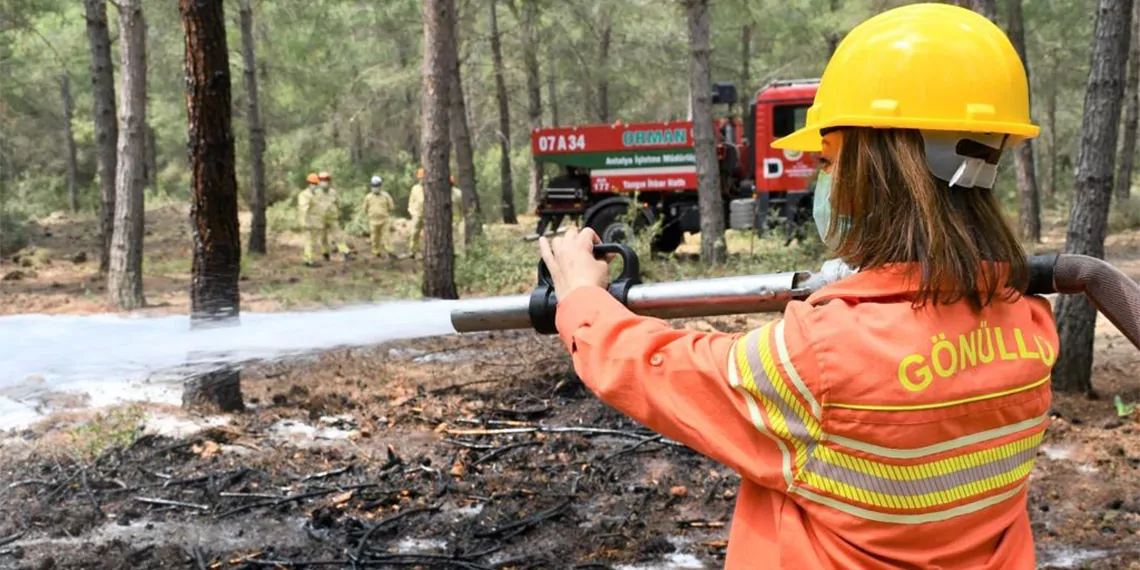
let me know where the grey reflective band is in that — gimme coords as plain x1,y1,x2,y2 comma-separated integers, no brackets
921,131,1010,190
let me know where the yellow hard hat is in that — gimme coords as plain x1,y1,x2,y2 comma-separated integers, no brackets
415,168,424,180
306,173,320,185
773,3,1039,153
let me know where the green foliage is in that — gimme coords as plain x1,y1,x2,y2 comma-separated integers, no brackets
0,209,31,256
0,0,1119,268
65,404,145,462
1109,196,1140,232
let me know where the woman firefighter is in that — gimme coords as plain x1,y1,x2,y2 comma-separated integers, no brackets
539,4,1056,570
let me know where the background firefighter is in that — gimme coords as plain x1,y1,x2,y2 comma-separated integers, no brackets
408,168,425,258
363,175,395,259
317,171,353,261
537,5,1058,569
296,172,324,267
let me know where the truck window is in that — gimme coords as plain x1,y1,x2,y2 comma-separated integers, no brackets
773,104,809,137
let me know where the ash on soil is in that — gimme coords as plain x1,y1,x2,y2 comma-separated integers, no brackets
1,323,1139,570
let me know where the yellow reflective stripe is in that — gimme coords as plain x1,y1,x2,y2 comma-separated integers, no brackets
793,482,1027,525
774,320,821,416
815,430,1043,481
737,321,822,471
825,375,1050,411
800,457,1035,510
826,414,1048,459
726,341,795,489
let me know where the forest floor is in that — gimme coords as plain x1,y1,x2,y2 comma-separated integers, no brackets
1,205,1139,569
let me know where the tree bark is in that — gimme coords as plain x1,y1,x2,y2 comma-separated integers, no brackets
84,0,118,273
180,0,243,412
107,0,147,310
519,0,544,213
421,0,458,299
596,6,613,123
239,0,267,254
182,0,241,322
1006,0,1042,242
1116,0,1140,202
547,59,559,127
1048,64,1059,200
1053,0,1134,395
740,24,752,100
448,0,481,243
60,73,78,213
826,0,841,58
969,0,998,22
684,0,725,264
144,124,157,191
394,35,418,160
489,0,517,225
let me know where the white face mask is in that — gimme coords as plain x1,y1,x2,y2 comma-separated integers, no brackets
371,187,381,194
319,181,329,189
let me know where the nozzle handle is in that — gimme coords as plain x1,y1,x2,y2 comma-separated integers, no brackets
529,243,642,334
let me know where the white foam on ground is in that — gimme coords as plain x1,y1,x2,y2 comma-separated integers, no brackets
0,300,460,431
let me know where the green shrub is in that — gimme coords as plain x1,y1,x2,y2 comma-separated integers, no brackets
1109,196,1140,233
0,209,29,256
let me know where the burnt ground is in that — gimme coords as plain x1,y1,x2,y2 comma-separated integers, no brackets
1,320,1139,570
1,211,1140,569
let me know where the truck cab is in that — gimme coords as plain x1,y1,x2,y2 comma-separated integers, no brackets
745,79,820,234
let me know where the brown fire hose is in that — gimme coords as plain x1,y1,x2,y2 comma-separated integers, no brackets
1031,253,1140,350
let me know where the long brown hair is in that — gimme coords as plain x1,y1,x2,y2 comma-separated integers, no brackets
826,127,1029,311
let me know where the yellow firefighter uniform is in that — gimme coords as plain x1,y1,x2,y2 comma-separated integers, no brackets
408,181,425,257
317,172,352,260
298,174,324,265
363,176,395,258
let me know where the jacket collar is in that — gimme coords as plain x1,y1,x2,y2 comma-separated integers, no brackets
806,263,922,305
806,262,1016,306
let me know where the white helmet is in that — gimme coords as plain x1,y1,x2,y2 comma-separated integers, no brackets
370,175,383,187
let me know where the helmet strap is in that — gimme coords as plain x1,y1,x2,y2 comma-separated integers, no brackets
920,131,1009,190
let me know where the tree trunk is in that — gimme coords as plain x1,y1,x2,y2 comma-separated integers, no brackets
144,124,157,191
547,59,559,127
740,24,751,100
395,35,418,160
448,1,481,243
180,0,244,412
84,0,118,273
597,6,613,123
518,1,543,213
1053,0,1134,395
60,74,78,213
489,0,517,225
239,0,267,254
826,0,841,58
970,0,998,22
421,0,458,299
107,0,147,310
1116,0,1140,202
182,0,241,321
1006,0,1042,242
685,0,725,264
1048,64,1059,201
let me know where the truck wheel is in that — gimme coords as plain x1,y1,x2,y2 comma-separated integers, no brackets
587,204,642,244
651,221,684,253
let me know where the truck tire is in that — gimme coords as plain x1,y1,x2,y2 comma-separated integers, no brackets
587,204,642,244
651,220,684,253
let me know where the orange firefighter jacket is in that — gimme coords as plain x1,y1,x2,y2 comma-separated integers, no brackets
554,263,1058,570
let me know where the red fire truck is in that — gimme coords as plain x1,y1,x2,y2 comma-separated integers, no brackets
529,79,821,252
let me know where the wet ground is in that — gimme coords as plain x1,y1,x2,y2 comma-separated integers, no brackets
2,210,1140,568
1,322,1139,570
